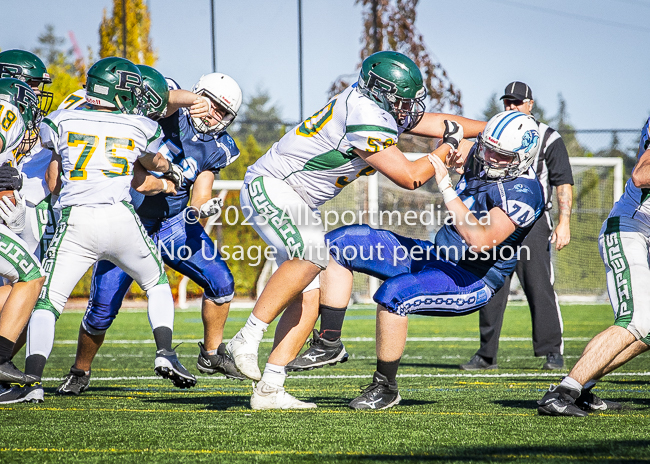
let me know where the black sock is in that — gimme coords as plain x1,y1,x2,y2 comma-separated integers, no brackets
0,335,14,364
153,326,173,352
25,354,47,380
377,358,401,384
319,304,347,341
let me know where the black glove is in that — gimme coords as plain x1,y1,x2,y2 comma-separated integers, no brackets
442,120,464,150
162,163,184,189
0,163,22,191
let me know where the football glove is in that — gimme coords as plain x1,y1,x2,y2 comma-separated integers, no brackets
442,120,464,150
198,197,223,219
0,164,23,191
162,163,184,189
0,190,26,234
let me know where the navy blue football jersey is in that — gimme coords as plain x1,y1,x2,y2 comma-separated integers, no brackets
434,151,545,290
131,79,240,219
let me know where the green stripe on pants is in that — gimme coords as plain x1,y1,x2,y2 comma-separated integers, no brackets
248,176,305,259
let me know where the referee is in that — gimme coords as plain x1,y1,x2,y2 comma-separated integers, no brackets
461,81,574,371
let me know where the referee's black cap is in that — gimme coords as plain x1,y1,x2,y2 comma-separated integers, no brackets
500,81,533,101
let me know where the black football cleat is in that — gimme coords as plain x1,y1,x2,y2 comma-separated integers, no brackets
349,371,401,410
537,384,588,417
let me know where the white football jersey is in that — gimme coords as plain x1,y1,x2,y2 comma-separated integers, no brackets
245,84,405,207
0,100,25,164
609,117,650,227
40,109,163,208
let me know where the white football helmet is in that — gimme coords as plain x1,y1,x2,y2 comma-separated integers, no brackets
191,73,242,135
475,110,540,180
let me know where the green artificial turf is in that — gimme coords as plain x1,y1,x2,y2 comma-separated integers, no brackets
1,303,649,463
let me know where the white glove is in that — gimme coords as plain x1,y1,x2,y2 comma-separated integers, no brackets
442,120,464,150
0,190,26,233
199,197,223,219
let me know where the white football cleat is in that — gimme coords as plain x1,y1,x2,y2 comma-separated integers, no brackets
226,329,261,381
250,380,317,410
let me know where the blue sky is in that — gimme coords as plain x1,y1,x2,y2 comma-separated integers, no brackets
2,0,649,130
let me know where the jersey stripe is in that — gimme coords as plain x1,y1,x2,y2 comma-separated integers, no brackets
147,125,162,146
43,118,59,136
347,124,397,135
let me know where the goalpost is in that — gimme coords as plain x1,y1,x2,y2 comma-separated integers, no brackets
177,155,623,307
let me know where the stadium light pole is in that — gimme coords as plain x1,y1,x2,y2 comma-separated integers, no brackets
122,0,127,58
297,0,304,121
210,0,217,72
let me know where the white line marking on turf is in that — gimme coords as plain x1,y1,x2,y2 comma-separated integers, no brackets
40,371,650,382
53,336,592,345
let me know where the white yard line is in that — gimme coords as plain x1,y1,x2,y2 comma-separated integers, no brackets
40,371,650,382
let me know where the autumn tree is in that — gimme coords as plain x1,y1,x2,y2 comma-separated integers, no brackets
99,0,156,65
330,0,462,114
32,25,87,113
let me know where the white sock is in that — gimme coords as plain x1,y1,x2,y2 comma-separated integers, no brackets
146,284,175,331
583,379,597,390
241,313,268,343
261,363,286,388
560,376,583,392
26,310,57,359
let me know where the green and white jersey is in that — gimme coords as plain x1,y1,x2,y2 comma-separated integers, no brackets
0,100,25,165
40,108,163,208
245,84,404,207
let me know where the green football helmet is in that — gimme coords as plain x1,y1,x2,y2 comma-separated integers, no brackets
85,57,144,115
0,77,41,152
0,49,53,114
136,65,169,120
357,51,426,131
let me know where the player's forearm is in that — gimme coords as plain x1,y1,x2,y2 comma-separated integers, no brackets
556,184,573,223
139,152,171,173
632,150,650,188
409,113,486,139
45,155,62,195
166,90,200,116
132,174,171,196
445,198,495,249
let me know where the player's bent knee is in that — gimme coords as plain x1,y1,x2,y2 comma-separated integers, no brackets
326,225,379,269
81,319,108,336
204,291,234,305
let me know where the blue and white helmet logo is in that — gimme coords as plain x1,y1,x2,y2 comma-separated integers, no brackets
515,130,539,153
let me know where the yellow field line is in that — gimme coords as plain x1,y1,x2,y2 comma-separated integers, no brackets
0,447,646,460
3,405,648,418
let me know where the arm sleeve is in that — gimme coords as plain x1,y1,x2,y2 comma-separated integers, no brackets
39,117,59,152
206,133,240,173
344,104,398,152
489,180,543,228
544,133,574,186
140,123,164,158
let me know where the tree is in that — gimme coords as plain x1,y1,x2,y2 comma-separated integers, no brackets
32,25,86,113
330,0,462,114
551,94,587,158
231,89,286,152
99,0,156,65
